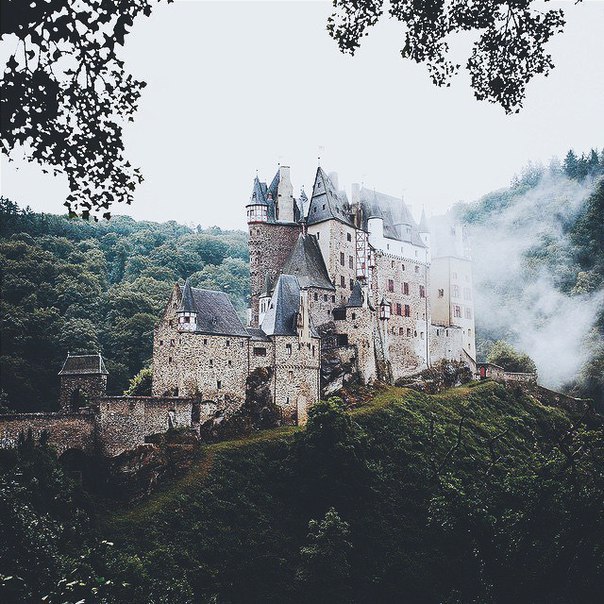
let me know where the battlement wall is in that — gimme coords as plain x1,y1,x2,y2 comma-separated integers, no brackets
0,410,96,455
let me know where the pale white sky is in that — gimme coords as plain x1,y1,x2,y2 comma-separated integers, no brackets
1,0,603,228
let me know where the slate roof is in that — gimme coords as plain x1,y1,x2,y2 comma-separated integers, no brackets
258,275,301,337
359,187,426,247
178,285,249,337
246,327,271,342
306,167,355,226
249,175,267,205
281,234,335,291
346,282,364,307
59,353,108,376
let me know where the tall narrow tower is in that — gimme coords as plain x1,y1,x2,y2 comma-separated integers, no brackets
246,169,302,327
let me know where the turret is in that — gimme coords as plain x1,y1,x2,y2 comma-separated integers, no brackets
177,278,197,331
246,176,269,224
418,207,431,263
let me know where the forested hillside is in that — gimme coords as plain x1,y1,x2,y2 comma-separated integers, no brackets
1,384,602,602
0,200,250,411
454,149,604,407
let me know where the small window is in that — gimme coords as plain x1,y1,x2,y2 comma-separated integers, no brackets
402,282,409,295
404,304,410,317
209,359,213,367
340,276,346,287
169,356,173,364
253,347,266,356
438,289,444,298
401,264,405,271
228,360,232,367
350,279,354,290
312,345,315,356
159,340,163,346
170,339,175,347
340,252,345,266
452,285,460,297
217,380,221,390
324,294,328,302
337,334,349,347
388,279,394,292
415,266,420,273
288,370,294,379
453,305,462,318
420,332,424,340
347,233,352,242
465,307,473,319
349,256,354,269
316,232,319,239
203,338,208,345
407,328,412,337
333,308,346,321
286,343,292,356
183,316,190,323
331,295,336,302
399,327,404,335
351,312,356,320
226,340,230,347
314,292,318,301
419,285,426,298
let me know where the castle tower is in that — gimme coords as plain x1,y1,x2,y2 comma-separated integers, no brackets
58,353,108,411
247,170,302,327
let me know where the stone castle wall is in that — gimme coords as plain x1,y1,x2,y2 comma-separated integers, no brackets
272,335,321,424
97,396,194,457
58,374,108,410
249,222,301,326
0,411,96,455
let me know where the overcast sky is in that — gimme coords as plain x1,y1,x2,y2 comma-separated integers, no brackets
1,0,603,229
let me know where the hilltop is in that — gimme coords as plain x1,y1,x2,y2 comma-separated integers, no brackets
2,381,602,602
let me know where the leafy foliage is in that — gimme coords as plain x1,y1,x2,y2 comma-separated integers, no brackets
0,199,248,411
487,340,537,374
328,0,571,113
0,1,172,218
7,383,602,602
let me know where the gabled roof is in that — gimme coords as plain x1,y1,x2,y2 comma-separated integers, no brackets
59,353,108,376
306,167,354,226
281,233,335,291
267,169,280,201
178,286,249,337
260,274,301,336
359,187,426,247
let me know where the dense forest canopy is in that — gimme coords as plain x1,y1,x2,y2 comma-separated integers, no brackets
0,201,249,411
456,147,604,408
1,385,603,602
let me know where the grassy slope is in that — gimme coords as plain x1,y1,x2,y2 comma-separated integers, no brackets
99,381,602,603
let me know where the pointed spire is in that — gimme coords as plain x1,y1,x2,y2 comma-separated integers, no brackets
418,206,430,233
249,175,267,205
180,277,196,312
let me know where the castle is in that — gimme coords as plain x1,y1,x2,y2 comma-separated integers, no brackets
152,165,476,425
0,164,477,458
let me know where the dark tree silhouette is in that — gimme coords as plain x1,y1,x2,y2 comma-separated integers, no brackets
1,0,169,219
327,0,574,113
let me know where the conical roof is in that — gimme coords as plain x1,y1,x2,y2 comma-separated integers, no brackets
418,207,430,233
179,278,196,312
